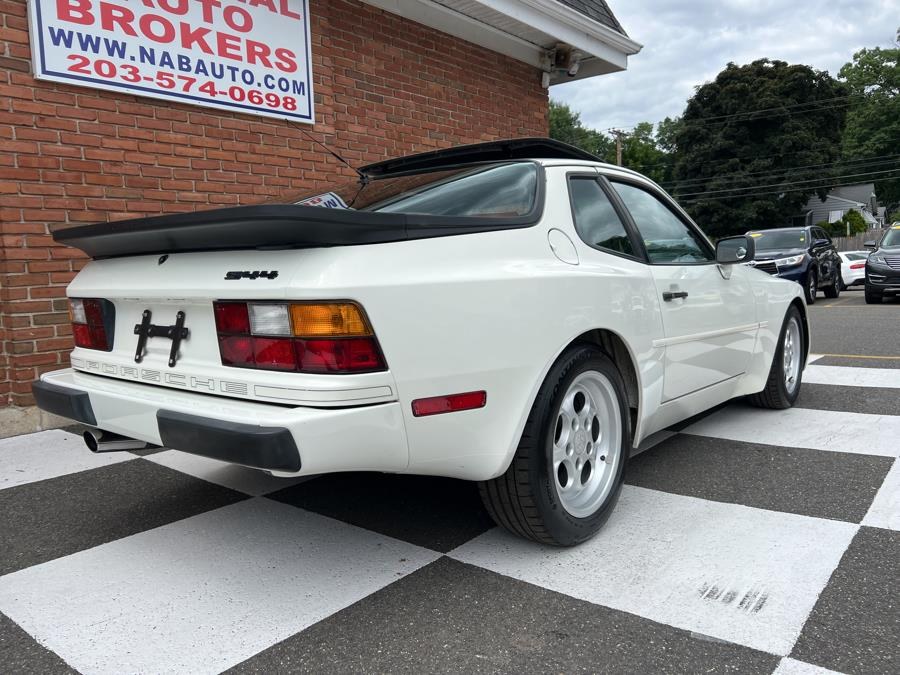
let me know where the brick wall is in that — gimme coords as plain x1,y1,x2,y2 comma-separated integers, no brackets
0,0,548,409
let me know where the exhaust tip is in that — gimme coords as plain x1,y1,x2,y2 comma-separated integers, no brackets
82,429,157,453
83,429,101,453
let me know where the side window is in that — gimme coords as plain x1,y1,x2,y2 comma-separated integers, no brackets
611,182,714,264
815,228,831,243
568,177,635,256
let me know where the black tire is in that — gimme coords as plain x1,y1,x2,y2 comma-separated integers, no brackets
804,270,817,305
839,278,847,291
824,270,840,299
478,345,630,546
748,305,805,410
865,285,882,304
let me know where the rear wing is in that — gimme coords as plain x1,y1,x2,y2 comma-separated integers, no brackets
52,205,535,259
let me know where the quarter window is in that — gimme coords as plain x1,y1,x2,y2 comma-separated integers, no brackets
568,177,634,256
612,182,713,264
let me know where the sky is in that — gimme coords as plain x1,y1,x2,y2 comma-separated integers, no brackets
551,0,900,133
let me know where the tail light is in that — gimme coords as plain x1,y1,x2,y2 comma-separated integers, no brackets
70,298,115,351
850,262,865,269
213,301,387,374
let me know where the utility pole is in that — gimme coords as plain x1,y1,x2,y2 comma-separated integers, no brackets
610,129,626,166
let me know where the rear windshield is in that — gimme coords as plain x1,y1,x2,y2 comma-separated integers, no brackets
275,162,539,219
748,229,806,250
844,252,868,260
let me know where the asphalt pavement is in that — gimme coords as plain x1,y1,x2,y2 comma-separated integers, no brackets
807,288,900,363
0,292,897,675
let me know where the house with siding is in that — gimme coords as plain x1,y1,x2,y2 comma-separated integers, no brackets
797,183,884,228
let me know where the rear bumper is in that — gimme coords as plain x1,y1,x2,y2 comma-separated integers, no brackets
33,369,408,476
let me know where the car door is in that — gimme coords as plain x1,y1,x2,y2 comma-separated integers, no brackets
606,178,757,402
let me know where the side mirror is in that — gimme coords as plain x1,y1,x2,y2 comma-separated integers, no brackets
864,240,877,249
716,235,754,265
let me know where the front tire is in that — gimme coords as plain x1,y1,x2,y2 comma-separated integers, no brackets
865,286,882,304
479,345,630,546
804,270,817,305
748,306,805,409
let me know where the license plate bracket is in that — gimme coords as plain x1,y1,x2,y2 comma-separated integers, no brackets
134,309,189,367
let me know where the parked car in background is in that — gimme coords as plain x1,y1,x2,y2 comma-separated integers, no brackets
746,226,842,304
31,139,809,547
838,250,869,290
864,224,900,304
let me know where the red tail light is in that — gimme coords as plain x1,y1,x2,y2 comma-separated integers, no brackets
850,262,865,269
70,298,115,351
213,301,387,374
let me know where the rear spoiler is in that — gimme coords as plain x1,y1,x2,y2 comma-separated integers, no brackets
52,205,534,259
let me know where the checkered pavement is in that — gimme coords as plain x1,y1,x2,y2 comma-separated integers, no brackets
1,357,897,674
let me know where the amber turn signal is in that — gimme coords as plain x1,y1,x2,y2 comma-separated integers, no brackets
290,302,372,337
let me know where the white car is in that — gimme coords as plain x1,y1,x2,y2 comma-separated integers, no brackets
838,250,868,289
34,139,808,546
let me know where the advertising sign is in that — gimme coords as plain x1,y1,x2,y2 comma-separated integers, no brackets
27,0,314,123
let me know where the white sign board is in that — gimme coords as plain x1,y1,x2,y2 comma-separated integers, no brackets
27,0,314,123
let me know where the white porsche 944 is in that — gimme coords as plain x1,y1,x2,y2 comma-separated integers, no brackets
35,139,808,545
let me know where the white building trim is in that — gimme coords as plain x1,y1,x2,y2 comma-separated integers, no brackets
361,0,641,84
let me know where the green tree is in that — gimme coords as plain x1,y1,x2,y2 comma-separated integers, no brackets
548,101,613,158
549,101,675,183
618,122,670,184
838,30,900,209
668,59,849,238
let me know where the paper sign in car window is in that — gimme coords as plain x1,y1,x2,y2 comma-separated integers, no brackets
297,192,348,209
749,233,763,238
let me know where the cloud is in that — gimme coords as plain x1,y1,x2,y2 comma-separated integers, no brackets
552,0,899,131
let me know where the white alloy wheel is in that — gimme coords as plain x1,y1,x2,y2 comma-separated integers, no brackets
552,371,622,518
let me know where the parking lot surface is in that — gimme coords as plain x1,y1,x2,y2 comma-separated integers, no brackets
1,291,897,674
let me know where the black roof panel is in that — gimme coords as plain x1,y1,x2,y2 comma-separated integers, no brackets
360,137,600,177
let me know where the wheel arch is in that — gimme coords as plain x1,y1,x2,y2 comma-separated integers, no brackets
551,329,642,447
790,297,811,365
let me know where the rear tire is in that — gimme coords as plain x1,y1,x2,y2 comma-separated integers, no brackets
748,306,804,410
804,270,817,305
478,345,630,546
824,271,840,299
865,286,883,304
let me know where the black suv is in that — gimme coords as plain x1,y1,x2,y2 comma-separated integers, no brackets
745,226,842,304
864,225,900,304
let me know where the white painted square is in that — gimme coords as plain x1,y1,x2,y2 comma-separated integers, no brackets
0,498,440,675
0,429,134,490
803,364,900,389
145,450,310,496
450,486,858,655
683,405,900,457
862,458,900,531
773,657,846,675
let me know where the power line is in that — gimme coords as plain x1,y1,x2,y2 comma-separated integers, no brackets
674,168,900,198
678,172,900,203
661,155,900,190
600,94,863,135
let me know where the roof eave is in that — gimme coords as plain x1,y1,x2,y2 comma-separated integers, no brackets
360,0,641,83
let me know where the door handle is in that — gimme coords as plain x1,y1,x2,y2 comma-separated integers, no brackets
663,291,689,302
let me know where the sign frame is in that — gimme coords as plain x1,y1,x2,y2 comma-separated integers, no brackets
26,0,315,123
